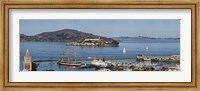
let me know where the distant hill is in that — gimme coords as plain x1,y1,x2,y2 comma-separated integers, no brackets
113,36,180,41
20,29,118,42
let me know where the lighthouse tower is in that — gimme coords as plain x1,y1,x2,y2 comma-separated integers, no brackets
23,49,32,71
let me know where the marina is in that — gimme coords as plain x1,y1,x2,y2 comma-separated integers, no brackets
31,56,180,71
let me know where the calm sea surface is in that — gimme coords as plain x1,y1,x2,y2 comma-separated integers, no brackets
20,39,180,71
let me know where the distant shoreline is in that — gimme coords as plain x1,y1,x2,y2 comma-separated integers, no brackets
20,38,180,42
112,36,180,40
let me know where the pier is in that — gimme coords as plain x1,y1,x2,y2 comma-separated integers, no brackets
33,57,134,62
136,54,180,61
33,55,180,63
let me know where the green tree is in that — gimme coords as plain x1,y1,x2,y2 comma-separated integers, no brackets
32,62,38,71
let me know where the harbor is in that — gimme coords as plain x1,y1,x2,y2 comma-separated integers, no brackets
20,39,180,71
31,55,180,71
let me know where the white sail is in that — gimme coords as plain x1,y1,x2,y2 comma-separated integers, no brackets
146,46,149,51
146,46,148,50
123,48,126,54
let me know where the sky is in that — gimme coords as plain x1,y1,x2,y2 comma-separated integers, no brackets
20,19,180,38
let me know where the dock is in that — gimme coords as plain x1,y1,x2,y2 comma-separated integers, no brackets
33,55,180,63
32,55,180,71
136,54,180,61
33,57,134,62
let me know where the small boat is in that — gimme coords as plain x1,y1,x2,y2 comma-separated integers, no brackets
123,48,126,54
80,63,87,68
88,57,92,59
146,46,149,51
91,59,109,67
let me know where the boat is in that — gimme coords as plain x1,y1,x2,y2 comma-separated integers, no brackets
58,46,81,66
146,46,149,51
91,59,109,67
123,48,126,54
80,63,87,68
91,59,107,67
59,62,81,66
58,58,81,66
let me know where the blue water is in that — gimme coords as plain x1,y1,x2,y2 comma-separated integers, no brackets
20,39,180,71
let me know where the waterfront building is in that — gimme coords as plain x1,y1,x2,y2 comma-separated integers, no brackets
84,38,101,41
23,49,32,71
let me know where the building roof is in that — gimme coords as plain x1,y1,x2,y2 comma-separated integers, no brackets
84,38,101,41
25,49,30,58
24,49,32,62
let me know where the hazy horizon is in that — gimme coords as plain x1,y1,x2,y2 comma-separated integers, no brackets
20,19,180,38
20,29,180,38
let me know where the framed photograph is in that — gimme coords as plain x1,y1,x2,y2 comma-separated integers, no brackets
1,0,199,91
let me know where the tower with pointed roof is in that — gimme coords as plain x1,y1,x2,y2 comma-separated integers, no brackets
23,49,32,71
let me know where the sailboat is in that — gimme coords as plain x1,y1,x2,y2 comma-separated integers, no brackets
58,46,81,66
123,48,126,54
59,58,81,66
146,46,149,51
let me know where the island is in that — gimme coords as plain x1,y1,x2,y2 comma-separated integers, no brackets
20,29,119,47
66,38,119,47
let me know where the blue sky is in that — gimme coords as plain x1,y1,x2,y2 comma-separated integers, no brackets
20,19,180,38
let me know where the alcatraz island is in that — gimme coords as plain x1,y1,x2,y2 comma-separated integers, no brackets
66,37,119,47
20,29,119,47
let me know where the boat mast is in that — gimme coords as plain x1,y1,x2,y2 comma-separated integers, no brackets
74,46,78,62
66,44,70,63
60,47,65,62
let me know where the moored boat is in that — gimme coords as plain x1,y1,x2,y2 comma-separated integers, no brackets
59,62,81,66
58,46,81,66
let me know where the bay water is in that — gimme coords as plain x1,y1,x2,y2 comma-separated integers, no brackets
20,39,180,71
